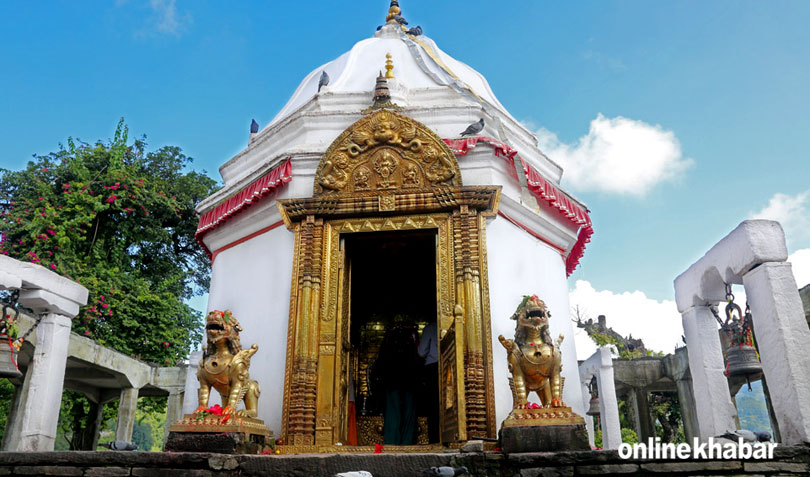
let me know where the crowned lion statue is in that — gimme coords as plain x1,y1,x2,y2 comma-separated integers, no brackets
498,295,565,409
195,310,261,418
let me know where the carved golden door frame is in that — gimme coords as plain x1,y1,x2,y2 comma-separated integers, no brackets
276,109,500,450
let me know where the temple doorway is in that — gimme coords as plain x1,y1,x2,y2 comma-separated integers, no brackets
344,229,439,445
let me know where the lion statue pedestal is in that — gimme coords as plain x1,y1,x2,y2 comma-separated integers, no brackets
165,310,273,454
497,296,589,452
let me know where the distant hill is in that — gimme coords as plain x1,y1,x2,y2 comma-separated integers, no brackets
735,380,773,435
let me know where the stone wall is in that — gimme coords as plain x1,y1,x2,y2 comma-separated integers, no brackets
0,447,808,476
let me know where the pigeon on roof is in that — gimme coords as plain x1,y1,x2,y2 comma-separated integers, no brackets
460,118,485,137
250,119,259,134
394,13,408,25
318,70,330,92
406,25,422,36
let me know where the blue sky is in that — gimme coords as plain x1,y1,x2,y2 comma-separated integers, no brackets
2,1,809,354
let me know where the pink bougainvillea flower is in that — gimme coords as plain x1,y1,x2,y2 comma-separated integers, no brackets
83,330,91,336
106,195,117,203
38,197,44,201
50,264,57,270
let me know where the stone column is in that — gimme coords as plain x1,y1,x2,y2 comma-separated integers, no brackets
632,387,655,442
581,380,595,447
16,313,72,451
579,347,621,449
182,351,202,415
594,352,622,449
115,387,140,442
681,305,738,439
164,391,184,445
743,262,810,444
1,371,29,451
674,376,699,442
625,391,641,440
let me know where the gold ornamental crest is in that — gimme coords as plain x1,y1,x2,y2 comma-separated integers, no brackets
314,109,462,195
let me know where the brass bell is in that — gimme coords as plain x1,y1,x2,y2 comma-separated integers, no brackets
586,396,600,416
0,340,22,379
726,344,762,380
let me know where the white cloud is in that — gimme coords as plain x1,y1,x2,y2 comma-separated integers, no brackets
569,280,684,360
536,114,693,197
789,248,810,289
749,191,810,248
148,0,188,35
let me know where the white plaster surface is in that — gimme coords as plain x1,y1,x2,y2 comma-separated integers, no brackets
743,262,810,444
681,306,738,439
0,270,22,290
0,255,88,307
199,226,295,435
579,347,621,449
182,351,202,415
486,215,585,426
16,313,72,451
19,288,80,318
674,220,788,312
580,381,595,447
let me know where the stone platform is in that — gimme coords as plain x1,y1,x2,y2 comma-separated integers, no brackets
1,446,809,476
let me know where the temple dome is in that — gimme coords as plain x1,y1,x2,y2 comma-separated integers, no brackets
269,24,515,128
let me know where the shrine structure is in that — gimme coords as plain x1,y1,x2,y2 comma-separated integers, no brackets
189,2,593,450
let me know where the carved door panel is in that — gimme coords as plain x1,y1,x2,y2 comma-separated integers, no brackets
439,308,467,443
335,238,351,444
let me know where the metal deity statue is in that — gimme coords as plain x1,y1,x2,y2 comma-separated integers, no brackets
499,295,565,409
497,295,588,452
196,310,261,418
167,310,271,453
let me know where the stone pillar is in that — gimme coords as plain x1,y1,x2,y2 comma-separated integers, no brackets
594,352,622,449
624,391,641,439
115,387,140,442
89,400,104,450
743,262,810,444
674,376,699,442
164,391,184,445
1,372,29,451
16,313,72,451
632,387,655,441
681,305,738,439
579,347,621,449
581,380,595,447
182,351,202,415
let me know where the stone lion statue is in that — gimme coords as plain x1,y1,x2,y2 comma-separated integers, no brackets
195,310,261,418
498,295,565,409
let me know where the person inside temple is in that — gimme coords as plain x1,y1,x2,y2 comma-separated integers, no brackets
418,320,439,443
371,322,421,445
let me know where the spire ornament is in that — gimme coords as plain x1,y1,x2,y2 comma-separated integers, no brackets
385,53,394,79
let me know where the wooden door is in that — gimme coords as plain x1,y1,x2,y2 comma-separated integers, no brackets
439,306,467,443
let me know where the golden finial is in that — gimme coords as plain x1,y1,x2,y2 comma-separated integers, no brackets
385,53,394,79
386,1,401,24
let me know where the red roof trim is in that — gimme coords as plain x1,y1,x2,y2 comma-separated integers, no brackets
443,137,593,276
195,159,292,258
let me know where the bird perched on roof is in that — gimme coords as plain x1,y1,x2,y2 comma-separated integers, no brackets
460,118,485,137
420,466,468,477
334,472,373,477
716,429,772,443
407,25,422,36
101,441,138,451
394,14,408,25
250,119,259,134
318,70,330,92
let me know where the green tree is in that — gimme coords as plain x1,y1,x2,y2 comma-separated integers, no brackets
0,120,218,447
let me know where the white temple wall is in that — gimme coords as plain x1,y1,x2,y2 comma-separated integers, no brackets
204,225,295,435
486,216,585,425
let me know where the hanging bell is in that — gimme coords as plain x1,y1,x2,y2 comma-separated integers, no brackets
586,396,600,416
726,344,762,380
0,337,22,379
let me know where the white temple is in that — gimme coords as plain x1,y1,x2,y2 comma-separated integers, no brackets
190,3,593,448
